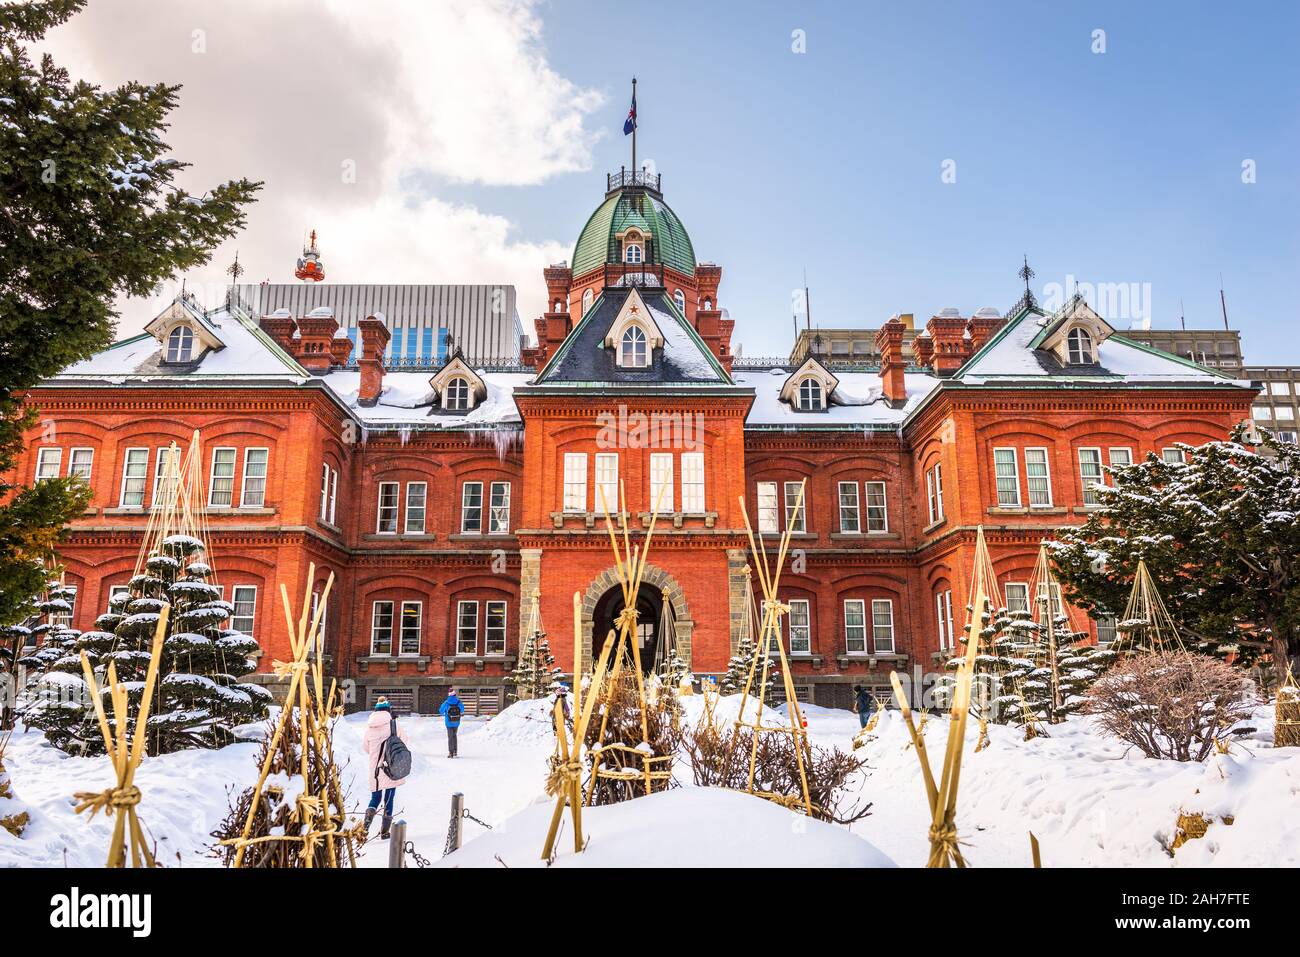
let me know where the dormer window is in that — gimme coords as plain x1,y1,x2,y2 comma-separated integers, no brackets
620,325,649,367
445,376,470,410
797,377,824,410
1067,327,1094,364
624,243,643,264
166,326,194,363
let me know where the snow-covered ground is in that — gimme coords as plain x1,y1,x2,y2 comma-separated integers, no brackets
1,695,1296,868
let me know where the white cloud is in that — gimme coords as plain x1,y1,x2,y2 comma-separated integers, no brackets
39,0,603,337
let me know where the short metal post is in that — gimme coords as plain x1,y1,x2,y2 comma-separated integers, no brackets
388,820,407,868
449,792,464,853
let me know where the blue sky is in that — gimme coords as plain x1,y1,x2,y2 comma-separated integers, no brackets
428,0,1300,362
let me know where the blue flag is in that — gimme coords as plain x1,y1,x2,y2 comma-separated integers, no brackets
623,91,637,135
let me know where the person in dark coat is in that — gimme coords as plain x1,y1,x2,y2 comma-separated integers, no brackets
438,687,464,757
853,685,876,728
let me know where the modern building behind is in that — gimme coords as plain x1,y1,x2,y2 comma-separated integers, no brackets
1246,365,1299,443
229,283,525,366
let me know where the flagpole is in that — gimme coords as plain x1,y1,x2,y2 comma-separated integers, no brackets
631,76,638,177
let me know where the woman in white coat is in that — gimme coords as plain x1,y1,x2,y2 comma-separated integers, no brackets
363,697,408,839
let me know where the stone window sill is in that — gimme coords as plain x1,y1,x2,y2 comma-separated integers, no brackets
922,517,947,534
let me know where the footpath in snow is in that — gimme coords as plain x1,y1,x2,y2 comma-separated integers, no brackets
1,695,1296,868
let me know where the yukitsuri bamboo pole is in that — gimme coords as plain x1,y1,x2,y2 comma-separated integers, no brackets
73,607,170,868
540,592,617,859
581,479,669,804
730,479,813,815
226,565,346,867
891,525,997,867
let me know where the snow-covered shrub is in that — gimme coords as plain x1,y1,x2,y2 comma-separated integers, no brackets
578,671,682,805
1084,652,1257,761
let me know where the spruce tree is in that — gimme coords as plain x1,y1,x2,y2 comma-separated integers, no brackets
0,0,260,629
1051,427,1300,683
6,576,80,733
719,635,773,699
509,629,562,701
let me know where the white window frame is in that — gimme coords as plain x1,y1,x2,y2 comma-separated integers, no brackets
405,481,427,534
398,600,422,656
563,453,587,513
1161,447,1187,465
240,447,269,508
797,377,823,411
783,481,805,533
650,453,674,513
485,600,507,656
926,463,944,524
871,599,895,655
376,481,399,534
787,598,811,655
68,447,94,483
444,376,470,411
166,325,194,363
152,445,179,506
488,481,511,534
620,325,649,367
843,599,867,654
1078,447,1104,506
680,451,705,514
673,288,686,314
370,600,395,655
581,288,594,315
230,585,257,637
207,447,237,508
320,464,338,525
838,481,860,533
865,481,888,532
461,481,483,534
1024,447,1053,507
937,590,954,651
757,481,779,533
594,453,619,516
1067,327,1094,364
119,447,149,508
35,447,62,482
624,242,642,264
456,600,479,655
1005,582,1029,615
993,447,1021,507
1096,615,1117,645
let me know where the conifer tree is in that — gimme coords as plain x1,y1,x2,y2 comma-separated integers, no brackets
0,0,260,629
719,635,774,699
509,629,562,701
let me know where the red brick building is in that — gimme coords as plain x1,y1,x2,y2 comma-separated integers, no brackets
13,169,1257,713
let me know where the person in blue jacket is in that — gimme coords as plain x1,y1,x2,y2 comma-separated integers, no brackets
853,685,876,728
439,687,464,757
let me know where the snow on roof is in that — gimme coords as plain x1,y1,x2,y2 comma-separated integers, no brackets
735,369,939,429
959,309,1237,384
320,369,532,428
57,308,305,380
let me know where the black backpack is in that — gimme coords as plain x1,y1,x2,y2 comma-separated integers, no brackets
377,714,412,785
447,701,462,722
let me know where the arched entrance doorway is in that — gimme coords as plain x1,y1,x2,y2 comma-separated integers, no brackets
592,583,665,674
578,561,694,675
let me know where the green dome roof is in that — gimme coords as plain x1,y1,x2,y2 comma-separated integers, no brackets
571,188,696,277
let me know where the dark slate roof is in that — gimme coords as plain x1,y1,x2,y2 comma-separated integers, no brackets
531,287,731,387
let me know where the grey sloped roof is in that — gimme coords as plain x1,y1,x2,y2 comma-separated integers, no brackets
531,287,731,387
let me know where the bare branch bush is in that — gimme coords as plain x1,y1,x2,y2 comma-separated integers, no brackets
1084,652,1258,761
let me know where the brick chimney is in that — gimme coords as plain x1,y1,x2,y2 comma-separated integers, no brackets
261,310,296,353
692,263,730,368
914,334,934,370
926,310,969,376
358,315,391,407
966,309,1006,354
295,308,340,375
875,317,908,405
330,335,354,368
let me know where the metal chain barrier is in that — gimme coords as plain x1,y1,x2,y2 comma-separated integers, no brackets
404,839,432,869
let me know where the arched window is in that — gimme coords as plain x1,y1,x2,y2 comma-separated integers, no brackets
445,376,470,410
553,300,562,312
1067,327,1094,364
797,377,823,411
673,289,686,314
166,326,193,363
702,298,713,311
582,288,594,315
620,325,648,367
624,243,642,264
